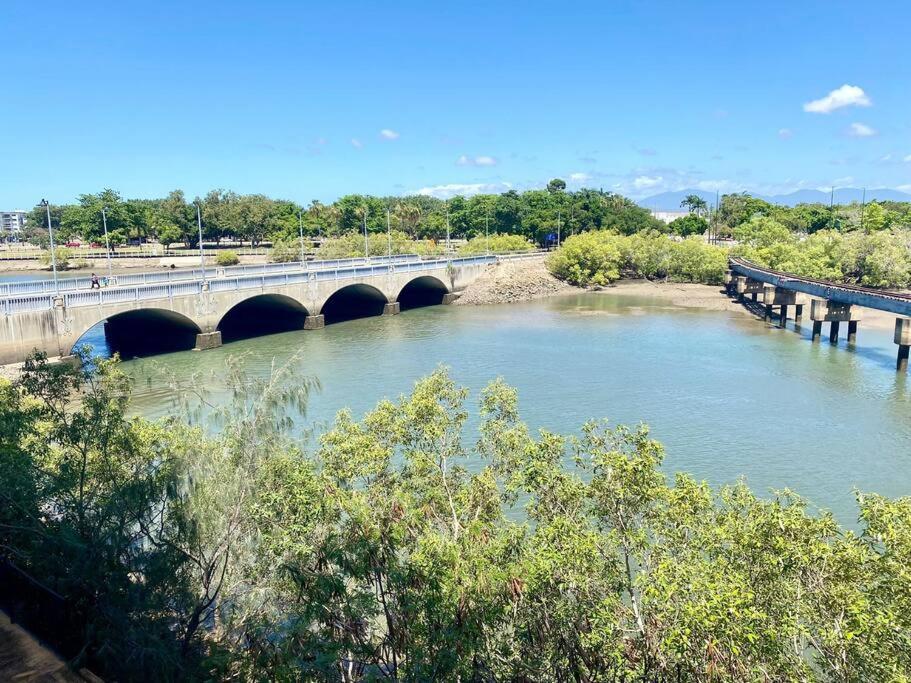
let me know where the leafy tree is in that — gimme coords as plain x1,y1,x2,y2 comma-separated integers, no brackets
668,213,708,236
547,178,567,193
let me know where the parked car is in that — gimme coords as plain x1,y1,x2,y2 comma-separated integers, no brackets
65,240,82,247
90,242,103,248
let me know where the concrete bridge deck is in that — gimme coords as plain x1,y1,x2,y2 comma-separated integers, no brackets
0,255,495,364
728,257,911,370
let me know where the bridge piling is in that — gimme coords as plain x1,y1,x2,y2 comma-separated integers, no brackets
779,305,788,328
812,321,823,342
829,321,841,344
194,331,222,351
896,318,911,372
794,304,804,322
303,315,325,330
383,302,400,316
847,320,858,344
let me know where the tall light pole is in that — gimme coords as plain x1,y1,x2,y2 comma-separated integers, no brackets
557,210,561,249
196,203,206,279
40,199,59,295
445,202,451,258
386,208,392,258
361,205,369,259
298,208,305,266
485,210,490,254
101,206,113,280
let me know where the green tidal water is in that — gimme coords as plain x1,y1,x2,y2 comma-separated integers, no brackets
99,292,911,526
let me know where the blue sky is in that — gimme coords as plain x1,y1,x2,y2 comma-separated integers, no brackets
2,0,909,208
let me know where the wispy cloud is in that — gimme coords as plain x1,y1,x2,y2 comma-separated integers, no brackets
379,129,400,140
847,122,876,137
415,182,512,199
904,154,911,162
350,138,363,149
636,147,657,157
569,172,590,182
803,84,871,114
456,154,498,167
778,128,793,140
633,175,664,190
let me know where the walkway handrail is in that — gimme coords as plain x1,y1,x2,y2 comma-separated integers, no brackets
729,257,911,317
0,253,423,298
1,255,496,315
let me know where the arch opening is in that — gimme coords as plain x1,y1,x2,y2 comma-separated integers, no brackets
217,294,309,343
397,276,450,311
320,284,388,324
74,309,202,359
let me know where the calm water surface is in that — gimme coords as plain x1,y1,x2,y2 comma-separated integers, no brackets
72,292,911,525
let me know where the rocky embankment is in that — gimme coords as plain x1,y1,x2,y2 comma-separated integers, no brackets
454,255,579,305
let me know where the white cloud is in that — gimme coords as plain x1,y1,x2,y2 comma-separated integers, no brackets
778,128,793,139
569,172,590,182
415,182,512,199
633,175,663,190
350,138,363,149
897,184,911,193
456,154,498,167
847,122,876,137
904,154,911,162
803,84,871,114
379,129,400,140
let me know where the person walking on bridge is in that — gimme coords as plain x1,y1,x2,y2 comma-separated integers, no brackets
90,273,100,289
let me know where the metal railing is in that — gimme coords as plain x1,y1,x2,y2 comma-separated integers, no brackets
1,255,495,315
0,254,422,297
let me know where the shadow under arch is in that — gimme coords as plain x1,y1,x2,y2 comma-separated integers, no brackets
396,275,450,311
217,293,309,343
320,283,388,324
73,308,202,359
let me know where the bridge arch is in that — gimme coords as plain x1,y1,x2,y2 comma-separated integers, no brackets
396,275,451,310
217,293,309,343
72,308,202,359
319,283,389,324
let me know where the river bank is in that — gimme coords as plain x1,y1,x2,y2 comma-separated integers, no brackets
454,255,580,305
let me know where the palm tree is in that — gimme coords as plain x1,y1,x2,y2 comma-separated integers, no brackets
681,194,708,216
393,202,422,237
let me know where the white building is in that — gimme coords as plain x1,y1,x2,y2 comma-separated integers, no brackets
650,210,689,224
1,210,27,238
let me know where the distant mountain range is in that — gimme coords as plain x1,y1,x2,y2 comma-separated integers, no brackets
637,188,911,212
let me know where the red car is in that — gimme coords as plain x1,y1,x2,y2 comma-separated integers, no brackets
65,240,82,247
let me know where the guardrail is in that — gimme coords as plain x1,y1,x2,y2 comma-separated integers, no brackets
0,254,423,297
1,255,495,315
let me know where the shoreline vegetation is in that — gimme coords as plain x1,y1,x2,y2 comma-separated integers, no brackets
2,353,910,681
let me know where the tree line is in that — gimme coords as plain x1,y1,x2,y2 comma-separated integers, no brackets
1,353,909,681
21,182,665,249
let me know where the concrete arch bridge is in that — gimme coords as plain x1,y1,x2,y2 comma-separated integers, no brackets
0,256,493,363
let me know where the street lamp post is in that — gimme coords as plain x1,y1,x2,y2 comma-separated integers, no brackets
101,206,113,280
196,203,206,279
298,209,306,266
557,210,561,249
362,206,369,259
40,199,59,295
445,203,451,259
485,211,490,255
386,208,392,258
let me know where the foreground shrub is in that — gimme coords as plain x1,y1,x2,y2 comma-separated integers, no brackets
39,246,72,270
215,250,240,266
3,356,911,680
547,231,625,285
269,238,301,263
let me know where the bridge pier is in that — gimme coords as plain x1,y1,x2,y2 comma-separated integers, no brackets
734,277,764,303
794,304,804,323
812,321,823,342
303,314,325,330
810,299,861,345
896,318,911,372
383,302,400,316
779,305,788,328
442,293,458,305
194,331,222,351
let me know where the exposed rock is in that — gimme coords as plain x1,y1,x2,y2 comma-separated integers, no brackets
454,255,580,305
